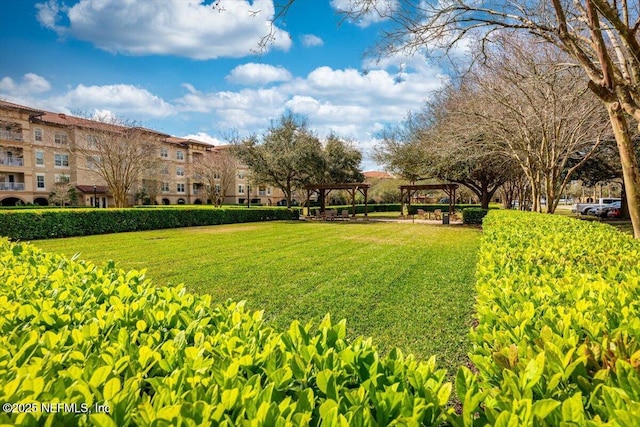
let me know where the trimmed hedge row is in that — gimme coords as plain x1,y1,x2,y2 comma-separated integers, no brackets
462,210,640,425
0,207,299,240
461,208,489,224
0,239,453,426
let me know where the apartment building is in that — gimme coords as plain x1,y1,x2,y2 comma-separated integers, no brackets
0,100,284,207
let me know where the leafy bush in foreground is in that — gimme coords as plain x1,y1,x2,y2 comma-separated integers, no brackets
0,207,299,241
0,239,452,426
460,211,640,425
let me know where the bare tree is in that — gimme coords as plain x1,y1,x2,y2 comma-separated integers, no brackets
190,148,237,206
417,37,606,213
49,176,77,207
328,0,640,234
75,116,162,208
466,38,610,213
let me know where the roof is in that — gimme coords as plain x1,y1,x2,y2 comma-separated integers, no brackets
304,183,370,190
164,136,213,148
0,100,45,116
364,171,394,179
2,100,212,144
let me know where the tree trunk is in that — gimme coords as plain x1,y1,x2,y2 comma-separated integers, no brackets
606,103,640,238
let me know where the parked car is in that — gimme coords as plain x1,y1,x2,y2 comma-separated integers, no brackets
607,208,621,218
574,198,620,215
592,201,621,217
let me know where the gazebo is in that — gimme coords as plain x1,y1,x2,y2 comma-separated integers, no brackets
304,183,370,218
399,184,459,216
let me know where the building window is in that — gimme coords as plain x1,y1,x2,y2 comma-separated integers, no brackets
238,184,245,194
86,155,100,170
161,165,169,175
54,153,69,168
215,184,221,193
35,151,44,166
259,186,267,196
176,150,184,161
55,133,68,145
161,182,169,192
160,148,168,158
177,183,185,193
36,174,45,190
238,171,244,179
55,174,70,183
213,171,220,179
176,166,184,176
86,134,98,148
34,128,43,142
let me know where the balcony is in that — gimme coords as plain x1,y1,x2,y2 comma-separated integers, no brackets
0,182,25,191
0,156,24,167
0,129,23,142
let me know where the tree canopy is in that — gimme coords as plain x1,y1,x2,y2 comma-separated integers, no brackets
232,113,364,208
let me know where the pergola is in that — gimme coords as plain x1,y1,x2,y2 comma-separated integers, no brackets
304,183,370,217
400,184,459,215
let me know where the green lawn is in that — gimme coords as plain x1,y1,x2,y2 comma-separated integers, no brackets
34,221,481,374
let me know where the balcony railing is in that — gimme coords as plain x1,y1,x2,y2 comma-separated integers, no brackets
0,130,23,142
0,157,24,167
0,182,25,191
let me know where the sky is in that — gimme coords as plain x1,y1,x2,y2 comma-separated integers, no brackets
0,0,452,170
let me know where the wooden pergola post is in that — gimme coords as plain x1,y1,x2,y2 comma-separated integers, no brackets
303,183,370,219
399,183,459,217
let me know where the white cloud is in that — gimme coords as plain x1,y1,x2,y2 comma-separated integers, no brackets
35,0,291,59
301,34,324,47
330,0,397,27
226,63,292,85
177,62,446,158
181,132,222,146
0,73,51,95
53,84,175,118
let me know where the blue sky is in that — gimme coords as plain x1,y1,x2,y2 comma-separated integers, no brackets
0,0,451,169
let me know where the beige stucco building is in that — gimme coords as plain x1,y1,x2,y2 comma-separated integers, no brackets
0,100,284,207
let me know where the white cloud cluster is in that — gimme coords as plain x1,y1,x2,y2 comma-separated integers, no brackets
226,63,292,86
0,73,51,95
330,0,397,27
301,34,324,47
176,62,446,162
35,0,291,59
1,62,445,169
181,132,223,146
54,84,175,117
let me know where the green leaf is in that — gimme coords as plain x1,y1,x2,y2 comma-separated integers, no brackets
89,413,118,427
90,366,112,388
532,399,560,420
561,393,585,423
103,378,121,401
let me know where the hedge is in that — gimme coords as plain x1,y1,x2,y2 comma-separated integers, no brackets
3,210,639,425
461,208,489,224
0,207,299,240
462,210,640,425
0,239,453,426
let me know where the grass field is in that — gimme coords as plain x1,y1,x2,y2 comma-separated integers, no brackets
34,221,481,374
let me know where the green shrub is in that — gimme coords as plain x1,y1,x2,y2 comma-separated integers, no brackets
462,208,489,224
0,207,299,240
461,210,640,425
0,239,453,426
